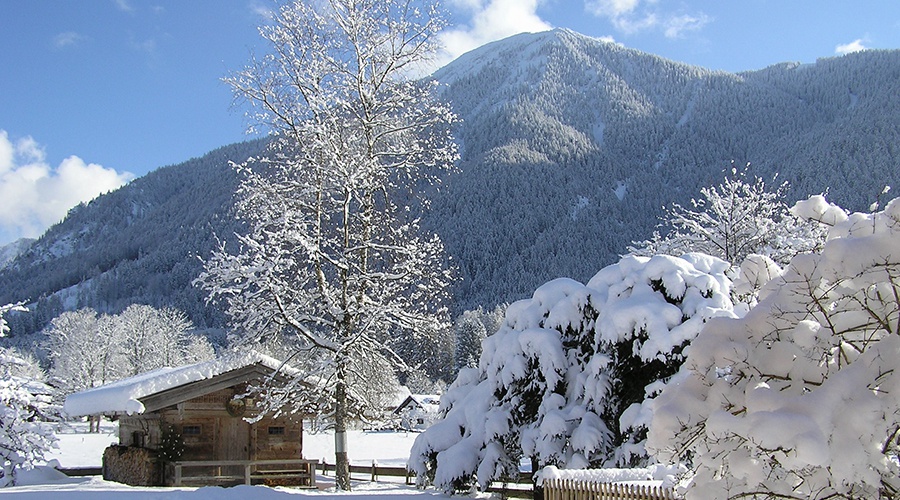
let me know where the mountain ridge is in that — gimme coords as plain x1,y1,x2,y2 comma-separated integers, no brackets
1,29,898,333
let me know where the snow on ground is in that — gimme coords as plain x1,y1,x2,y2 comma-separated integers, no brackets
48,421,119,468
20,421,430,499
45,422,421,470
302,430,420,468
1,472,451,499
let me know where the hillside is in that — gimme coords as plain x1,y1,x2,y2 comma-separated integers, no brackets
427,29,900,309
0,140,263,334
1,28,898,332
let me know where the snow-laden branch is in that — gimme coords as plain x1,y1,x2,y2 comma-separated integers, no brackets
648,196,900,499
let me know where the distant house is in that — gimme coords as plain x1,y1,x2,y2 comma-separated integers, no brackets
393,394,440,431
64,352,316,487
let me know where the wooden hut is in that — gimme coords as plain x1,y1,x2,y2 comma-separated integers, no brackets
64,352,317,487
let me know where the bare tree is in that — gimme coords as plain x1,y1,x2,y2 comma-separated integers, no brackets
46,308,123,394
197,0,457,489
116,304,202,376
47,306,212,395
630,166,826,266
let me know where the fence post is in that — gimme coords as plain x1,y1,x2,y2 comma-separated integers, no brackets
371,460,377,482
174,463,182,486
244,463,252,485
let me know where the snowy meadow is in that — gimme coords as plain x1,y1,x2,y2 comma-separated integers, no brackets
2,425,429,499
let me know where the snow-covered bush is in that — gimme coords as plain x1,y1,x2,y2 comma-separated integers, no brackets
648,195,900,499
0,347,58,487
409,253,735,491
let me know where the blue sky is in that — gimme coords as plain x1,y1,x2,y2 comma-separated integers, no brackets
1,0,899,245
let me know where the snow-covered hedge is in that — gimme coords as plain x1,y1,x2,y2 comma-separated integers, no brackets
648,195,900,499
409,253,735,491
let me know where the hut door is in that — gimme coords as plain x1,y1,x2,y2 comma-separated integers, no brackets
218,417,250,460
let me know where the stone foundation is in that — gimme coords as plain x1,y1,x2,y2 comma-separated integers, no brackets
102,445,161,486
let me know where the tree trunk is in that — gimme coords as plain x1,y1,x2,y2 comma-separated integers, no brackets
334,361,351,490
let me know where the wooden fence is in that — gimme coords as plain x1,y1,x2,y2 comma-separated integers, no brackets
543,478,677,500
167,458,677,500
318,460,416,484
172,458,318,487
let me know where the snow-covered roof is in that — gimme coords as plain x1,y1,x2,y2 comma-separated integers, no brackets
63,351,298,417
396,394,441,413
392,385,413,407
410,394,440,406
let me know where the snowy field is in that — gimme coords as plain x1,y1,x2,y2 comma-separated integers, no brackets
1,422,435,499
46,422,421,469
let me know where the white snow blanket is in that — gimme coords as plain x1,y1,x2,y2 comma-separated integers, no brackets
63,351,296,416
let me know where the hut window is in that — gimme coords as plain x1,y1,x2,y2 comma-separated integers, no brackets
182,425,202,436
268,426,286,435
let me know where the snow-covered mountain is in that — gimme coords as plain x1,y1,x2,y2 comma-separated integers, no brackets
0,140,263,334
1,29,899,333
0,238,34,270
425,28,900,310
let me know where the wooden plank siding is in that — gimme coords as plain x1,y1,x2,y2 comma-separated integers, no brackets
116,378,305,486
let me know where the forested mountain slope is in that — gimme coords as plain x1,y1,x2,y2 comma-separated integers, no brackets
0,140,263,333
1,28,898,330
428,29,900,310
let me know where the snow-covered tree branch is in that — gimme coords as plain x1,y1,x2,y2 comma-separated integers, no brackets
0,306,58,487
0,302,26,338
648,195,900,499
630,166,827,267
196,0,457,490
46,306,214,396
410,253,735,492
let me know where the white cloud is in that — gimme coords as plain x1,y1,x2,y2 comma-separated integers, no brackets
663,13,710,39
249,1,275,20
586,0,640,17
435,0,553,69
585,0,709,38
835,38,868,55
612,12,658,34
130,37,157,54
113,0,134,12
53,31,86,49
0,131,133,244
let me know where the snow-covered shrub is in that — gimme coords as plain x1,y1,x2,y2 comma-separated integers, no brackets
648,195,900,499
0,347,58,487
409,253,734,491
157,425,185,462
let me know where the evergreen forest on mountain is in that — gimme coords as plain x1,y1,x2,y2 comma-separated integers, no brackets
1,28,898,352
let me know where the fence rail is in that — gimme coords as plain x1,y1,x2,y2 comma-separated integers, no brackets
543,478,677,500
319,461,535,497
58,466,102,477
318,460,416,484
172,458,318,487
